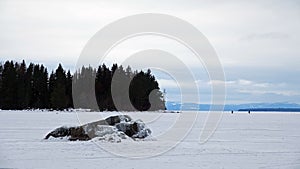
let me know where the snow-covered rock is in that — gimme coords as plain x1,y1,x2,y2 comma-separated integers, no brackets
44,115,151,142
116,119,152,139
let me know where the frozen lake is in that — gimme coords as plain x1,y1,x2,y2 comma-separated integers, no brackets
0,110,300,169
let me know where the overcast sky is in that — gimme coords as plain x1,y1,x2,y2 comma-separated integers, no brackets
0,0,300,104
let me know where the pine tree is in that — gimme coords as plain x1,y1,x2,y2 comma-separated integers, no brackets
39,65,49,109
48,71,55,109
0,63,3,108
50,64,67,110
129,69,165,111
0,61,17,109
24,63,34,109
66,70,73,109
31,64,49,109
16,60,27,109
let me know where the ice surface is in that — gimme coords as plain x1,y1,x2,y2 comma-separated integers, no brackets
0,110,300,169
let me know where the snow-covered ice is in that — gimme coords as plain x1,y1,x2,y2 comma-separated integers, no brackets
0,110,300,169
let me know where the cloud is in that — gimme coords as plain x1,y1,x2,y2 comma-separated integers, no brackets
240,32,290,41
1,0,300,104
225,79,300,102
157,77,300,103
156,79,179,88
238,89,300,97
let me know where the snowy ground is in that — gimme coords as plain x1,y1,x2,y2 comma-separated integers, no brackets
0,110,300,169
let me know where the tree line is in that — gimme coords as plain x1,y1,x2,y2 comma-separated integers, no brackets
0,60,166,111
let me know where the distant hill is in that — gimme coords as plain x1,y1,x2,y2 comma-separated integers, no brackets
166,102,300,112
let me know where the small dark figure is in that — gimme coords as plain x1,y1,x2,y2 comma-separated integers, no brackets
248,110,250,114
231,110,233,114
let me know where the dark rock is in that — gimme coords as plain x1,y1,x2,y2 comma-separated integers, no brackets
44,126,70,139
105,115,132,125
69,127,90,141
116,120,151,138
44,126,90,141
116,122,138,137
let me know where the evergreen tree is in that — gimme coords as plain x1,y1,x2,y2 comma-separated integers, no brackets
32,64,41,108
15,60,27,109
25,63,34,109
48,71,55,108
0,61,17,109
50,64,67,110
129,69,165,111
73,66,97,110
66,70,73,109
95,65,106,110
0,63,3,107
38,65,49,109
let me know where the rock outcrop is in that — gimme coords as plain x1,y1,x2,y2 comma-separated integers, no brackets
44,115,151,141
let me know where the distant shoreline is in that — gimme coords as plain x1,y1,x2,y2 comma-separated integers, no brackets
238,108,300,112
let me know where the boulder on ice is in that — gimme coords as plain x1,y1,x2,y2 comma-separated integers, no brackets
44,115,151,141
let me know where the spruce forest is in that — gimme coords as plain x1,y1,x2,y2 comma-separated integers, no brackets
0,60,166,111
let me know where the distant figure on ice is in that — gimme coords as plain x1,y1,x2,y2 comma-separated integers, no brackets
231,110,233,114
248,110,250,114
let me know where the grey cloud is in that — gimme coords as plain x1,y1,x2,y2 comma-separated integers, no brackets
240,32,290,41
1,0,300,104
